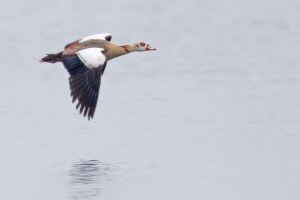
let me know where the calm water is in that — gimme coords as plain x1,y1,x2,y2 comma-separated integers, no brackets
1,0,300,199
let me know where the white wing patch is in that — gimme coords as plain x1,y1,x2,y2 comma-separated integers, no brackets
76,48,106,68
80,33,111,42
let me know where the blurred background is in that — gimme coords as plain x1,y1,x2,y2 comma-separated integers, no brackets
0,0,300,199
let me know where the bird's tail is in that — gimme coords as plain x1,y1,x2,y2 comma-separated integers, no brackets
40,51,63,63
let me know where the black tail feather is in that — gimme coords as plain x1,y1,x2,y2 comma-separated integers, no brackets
40,51,63,63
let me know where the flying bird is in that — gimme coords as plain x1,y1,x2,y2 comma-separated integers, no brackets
40,33,156,120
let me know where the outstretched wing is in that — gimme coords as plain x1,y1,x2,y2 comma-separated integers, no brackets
80,33,112,42
61,48,107,120
65,33,112,49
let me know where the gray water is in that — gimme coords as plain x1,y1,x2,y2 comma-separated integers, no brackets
1,0,300,199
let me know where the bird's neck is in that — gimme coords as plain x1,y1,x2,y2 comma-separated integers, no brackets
105,44,134,61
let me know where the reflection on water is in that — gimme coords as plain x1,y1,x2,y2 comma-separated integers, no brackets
69,160,112,200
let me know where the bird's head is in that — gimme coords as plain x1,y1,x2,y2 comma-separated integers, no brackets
132,42,156,52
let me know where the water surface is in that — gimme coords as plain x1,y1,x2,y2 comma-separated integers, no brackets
1,0,300,199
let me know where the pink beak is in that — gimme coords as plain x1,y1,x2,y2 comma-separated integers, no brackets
146,45,156,50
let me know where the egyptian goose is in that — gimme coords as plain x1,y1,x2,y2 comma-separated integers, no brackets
40,33,156,120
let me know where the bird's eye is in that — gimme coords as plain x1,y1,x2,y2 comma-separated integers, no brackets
140,42,146,47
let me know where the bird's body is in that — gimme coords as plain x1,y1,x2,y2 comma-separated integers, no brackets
40,33,156,119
